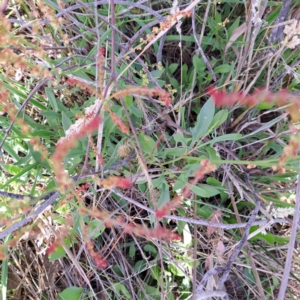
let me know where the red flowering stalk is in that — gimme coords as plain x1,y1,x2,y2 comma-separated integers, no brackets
155,160,216,219
208,86,300,165
36,2,61,32
207,86,300,120
29,137,49,162
65,78,96,95
123,223,181,241
88,136,104,167
155,194,183,219
279,135,300,166
112,86,172,107
85,238,108,269
81,225,108,269
96,47,105,96
95,176,132,189
80,207,181,242
109,111,130,134
139,10,192,46
76,183,90,196
46,239,62,255
51,116,101,192
0,245,6,260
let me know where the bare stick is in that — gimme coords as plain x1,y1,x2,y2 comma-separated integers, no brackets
195,173,262,292
0,0,8,15
276,171,300,299
217,173,262,289
0,190,59,240
268,0,292,45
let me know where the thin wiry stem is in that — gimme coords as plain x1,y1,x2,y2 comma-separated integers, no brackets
191,8,216,81
277,170,300,299
0,79,48,151
194,174,262,293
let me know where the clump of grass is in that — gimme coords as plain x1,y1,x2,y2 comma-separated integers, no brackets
0,1,300,299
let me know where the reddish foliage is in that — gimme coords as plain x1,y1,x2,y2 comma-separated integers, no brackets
51,116,101,190
81,206,181,242
96,46,105,94
112,86,172,107
0,246,6,260
46,240,61,255
123,223,181,241
85,239,108,269
98,176,132,189
207,86,298,114
65,78,96,95
155,195,182,218
207,87,300,164
109,111,130,134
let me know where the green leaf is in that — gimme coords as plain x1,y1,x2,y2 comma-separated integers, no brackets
209,133,242,146
144,244,158,256
240,115,283,139
214,64,232,74
114,283,131,299
0,138,19,161
0,164,23,175
138,133,158,155
62,111,72,132
124,95,133,106
28,145,51,169
209,110,228,131
249,226,289,245
170,77,179,90
168,63,179,74
161,148,186,157
0,162,39,189
87,219,105,239
190,98,215,146
197,205,213,219
134,260,147,273
58,287,83,300
31,130,58,137
157,182,170,208
113,265,123,276
193,55,206,73
41,111,61,119
191,184,220,197
45,87,58,112
181,64,188,84
206,177,228,202
129,244,136,259
129,104,144,117
227,17,240,37
141,284,159,300
150,265,161,281
257,102,275,110
48,238,71,261
173,133,191,146
169,263,185,277
151,69,164,79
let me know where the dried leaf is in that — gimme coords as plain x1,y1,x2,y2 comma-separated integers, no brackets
225,23,246,54
207,209,222,238
215,240,225,263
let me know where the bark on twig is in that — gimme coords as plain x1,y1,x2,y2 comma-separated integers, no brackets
0,0,9,15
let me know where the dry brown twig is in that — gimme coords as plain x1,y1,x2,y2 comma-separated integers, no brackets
0,0,8,15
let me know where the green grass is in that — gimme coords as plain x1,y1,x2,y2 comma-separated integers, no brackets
0,0,300,299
